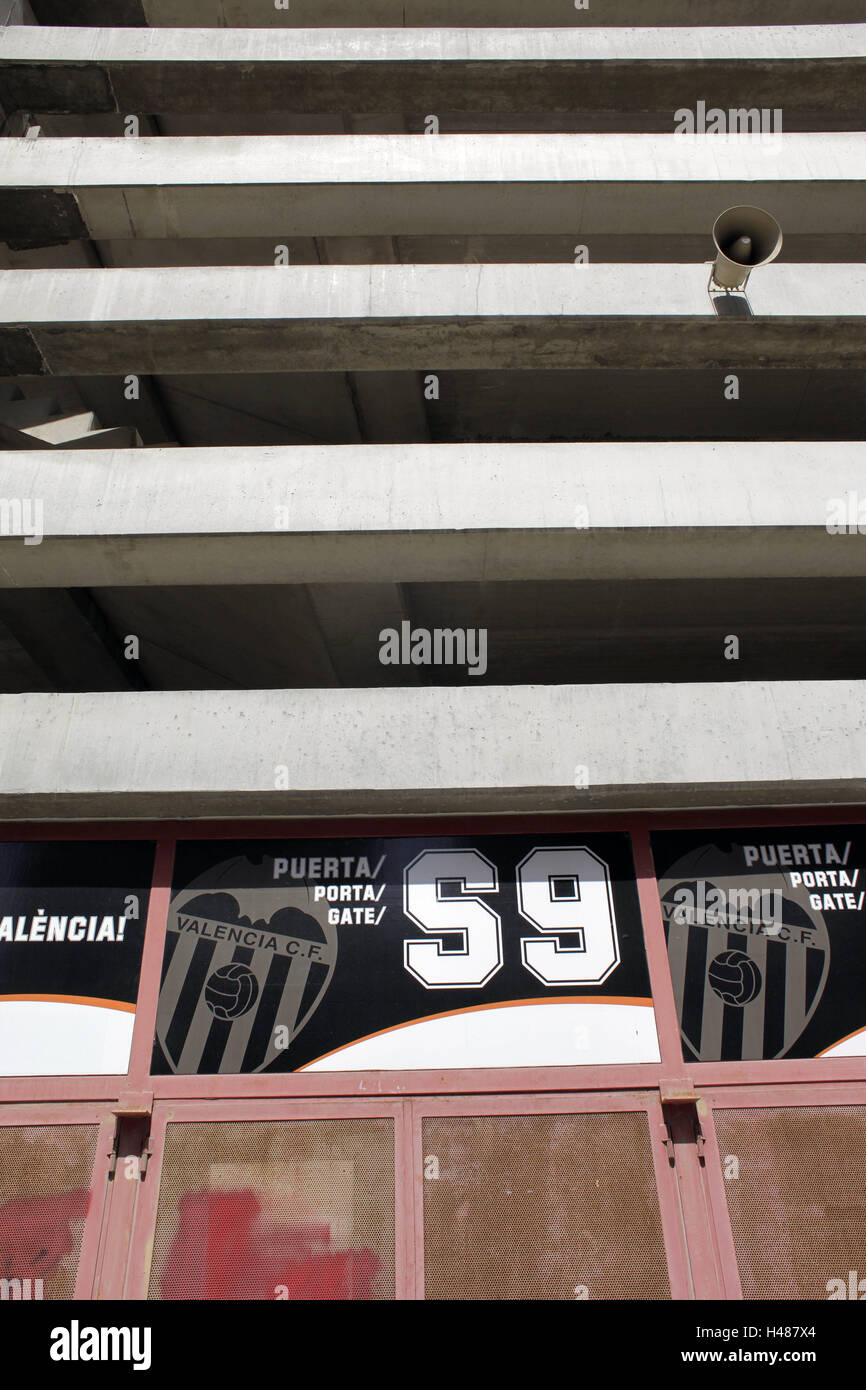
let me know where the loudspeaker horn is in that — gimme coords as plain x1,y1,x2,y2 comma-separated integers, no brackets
711,205,783,290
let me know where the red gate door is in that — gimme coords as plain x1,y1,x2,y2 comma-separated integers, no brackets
411,1091,692,1300
701,1084,866,1300
0,1103,115,1301
123,1098,411,1301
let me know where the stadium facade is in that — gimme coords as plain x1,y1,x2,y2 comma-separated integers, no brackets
0,0,865,1302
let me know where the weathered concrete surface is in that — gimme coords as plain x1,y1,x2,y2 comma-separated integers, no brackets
1,682,866,818
2,441,866,588
6,24,864,59
1,26,864,114
0,264,863,376
3,134,864,244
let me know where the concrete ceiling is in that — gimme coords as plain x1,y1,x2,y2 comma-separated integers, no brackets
21,2,866,27
3,366,866,451
4,577,866,695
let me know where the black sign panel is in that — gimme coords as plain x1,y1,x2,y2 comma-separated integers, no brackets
0,840,155,1075
652,826,866,1062
151,833,657,1075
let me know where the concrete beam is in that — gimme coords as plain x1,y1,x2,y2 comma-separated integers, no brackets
25,2,866,29
0,264,863,376
1,680,866,818
1,26,864,115
2,441,866,588
3,135,865,245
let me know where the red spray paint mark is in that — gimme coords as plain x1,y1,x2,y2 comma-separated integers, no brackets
161,1189,381,1301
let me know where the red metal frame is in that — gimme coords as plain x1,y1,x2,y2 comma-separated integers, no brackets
693,1098,744,1300
633,827,683,1069
145,1063,666,1099
4,806,866,841
700,1079,866,1109
126,838,174,1088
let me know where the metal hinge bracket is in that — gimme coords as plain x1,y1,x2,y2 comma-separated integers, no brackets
107,1092,153,1179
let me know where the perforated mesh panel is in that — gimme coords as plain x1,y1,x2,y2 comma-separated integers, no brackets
0,1124,98,1300
148,1118,395,1300
422,1111,670,1300
714,1106,866,1299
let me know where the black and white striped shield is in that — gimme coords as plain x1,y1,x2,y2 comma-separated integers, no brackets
155,855,338,1074
658,845,830,1061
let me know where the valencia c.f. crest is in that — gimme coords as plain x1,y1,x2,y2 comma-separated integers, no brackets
658,844,830,1061
154,855,337,1074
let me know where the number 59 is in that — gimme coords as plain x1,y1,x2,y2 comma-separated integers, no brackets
403,846,619,989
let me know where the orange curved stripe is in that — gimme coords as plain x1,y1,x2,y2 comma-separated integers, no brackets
299,995,653,1070
0,993,135,1013
817,1024,866,1057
